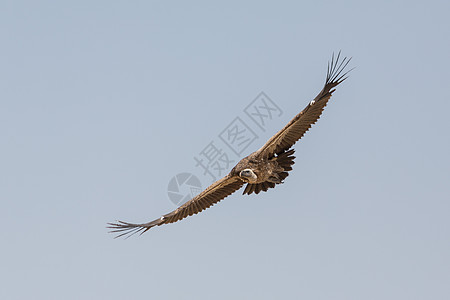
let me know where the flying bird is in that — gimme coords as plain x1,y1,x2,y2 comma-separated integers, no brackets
108,52,352,238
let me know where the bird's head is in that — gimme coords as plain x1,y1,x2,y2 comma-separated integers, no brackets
239,169,257,183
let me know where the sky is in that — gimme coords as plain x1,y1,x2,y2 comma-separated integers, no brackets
1,1,449,299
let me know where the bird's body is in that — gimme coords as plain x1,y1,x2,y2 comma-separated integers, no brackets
109,52,352,238
234,149,295,192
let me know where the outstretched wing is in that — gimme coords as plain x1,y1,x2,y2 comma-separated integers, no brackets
255,52,352,159
108,174,244,238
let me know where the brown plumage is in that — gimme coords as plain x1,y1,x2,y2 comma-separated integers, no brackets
108,52,352,238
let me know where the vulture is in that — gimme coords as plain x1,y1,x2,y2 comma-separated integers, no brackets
108,52,352,238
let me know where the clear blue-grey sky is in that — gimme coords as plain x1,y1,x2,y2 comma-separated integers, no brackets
1,1,449,299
